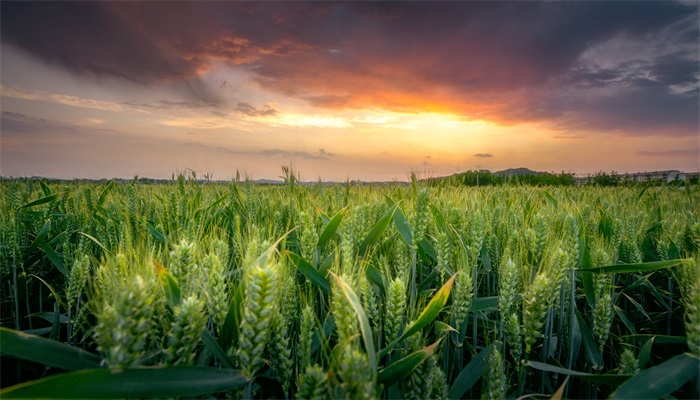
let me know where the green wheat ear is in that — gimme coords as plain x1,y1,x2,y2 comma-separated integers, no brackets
677,258,700,356
296,364,328,400
384,277,406,347
522,273,550,355
237,260,279,379
203,252,228,329
428,357,448,400
67,254,90,309
482,343,507,400
452,268,473,331
435,229,451,280
164,295,207,366
338,348,375,400
268,314,293,393
593,291,614,350
94,275,155,368
361,276,379,326
297,304,317,373
618,347,639,374
332,274,358,347
401,343,429,399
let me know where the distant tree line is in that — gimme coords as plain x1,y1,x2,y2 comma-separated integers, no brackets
426,170,575,187
428,170,697,188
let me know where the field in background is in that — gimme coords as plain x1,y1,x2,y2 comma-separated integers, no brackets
1,175,699,399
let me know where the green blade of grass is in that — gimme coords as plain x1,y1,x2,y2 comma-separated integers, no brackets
318,207,346,247
392,203,413,248
381,274,455,357
378,340,441,386
0,367,247,398
385,196,413,247
614,306,638,335
359,203,398,256
471,296,500,312
96,180,115,206
31,274,65,310
311,315,335,355
575,310,603,369
622,334,687,345
0,327,102,371
580,258,693,274
429,204,448,232
448,342,495,399
37,240,67,278
365,264,385,295
319,250,335,277
145,223,167,245
21,193,58,209
287,251,331,295
38,179,52,196
220,281,245,352
542,189,559,210
26,220,51,253
418,237,438,262
330,272,377,382
612,353,700,400
417,268,439,292
201,330,235,369
527,361,630,385
77,231,111,255
154,260,181,309
638,336,654,369
254,229,294,269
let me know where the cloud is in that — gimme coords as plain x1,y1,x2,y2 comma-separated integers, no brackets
551,135,585,140
1,110,116,148
259,148,333,160
473,153,493,158
1,85,124,112
2,111,74,135
234,102,278,117
2,2,697,133
190,142,335,160
637,149,698,157
649,52,699,87
122,99,218,111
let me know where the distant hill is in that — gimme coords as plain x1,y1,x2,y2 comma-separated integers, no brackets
426,167,575,186
253,179,285,185
493,167,540,176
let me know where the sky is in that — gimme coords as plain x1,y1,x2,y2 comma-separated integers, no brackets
1,1,698,181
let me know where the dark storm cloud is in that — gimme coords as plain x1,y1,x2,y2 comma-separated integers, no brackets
2,2,195,82
2,1,697,133
650,52,700,86
549,85,699,136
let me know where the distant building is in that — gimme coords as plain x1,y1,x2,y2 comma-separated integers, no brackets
574,170,696,185
633,170,685,183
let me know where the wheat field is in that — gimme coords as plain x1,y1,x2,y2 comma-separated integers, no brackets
1,175,698,399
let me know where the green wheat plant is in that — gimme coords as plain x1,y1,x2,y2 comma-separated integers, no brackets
1,175,699,399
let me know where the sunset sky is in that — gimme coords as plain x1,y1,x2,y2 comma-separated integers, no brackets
1,1,698,181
